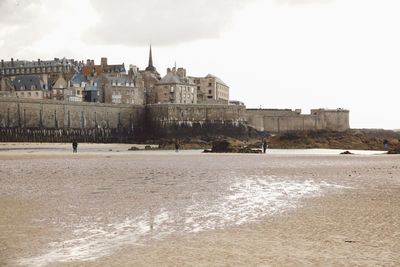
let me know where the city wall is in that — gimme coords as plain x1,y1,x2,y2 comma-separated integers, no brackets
146,104,248,138
246,108,349,132
0,99,248,142
0,99,349,142
0,98,145,142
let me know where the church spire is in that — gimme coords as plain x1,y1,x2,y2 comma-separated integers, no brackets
145,45,156,72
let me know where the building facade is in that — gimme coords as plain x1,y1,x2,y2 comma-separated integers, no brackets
0,58,74,77
12,75,50,99
155,67,197,104
189,74,229,104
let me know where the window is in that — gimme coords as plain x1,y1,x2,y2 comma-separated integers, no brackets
208,90,212,94
208,83,212,86
36,92,39,96
28,92,31,97
53,89,57,94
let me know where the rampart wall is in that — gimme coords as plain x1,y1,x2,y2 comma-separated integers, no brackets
146,104,248,138
0,99,248,142
247,108,349,132
0,98,145,142
0,98,349,142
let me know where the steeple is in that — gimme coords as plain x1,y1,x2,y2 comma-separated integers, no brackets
145,45,156,72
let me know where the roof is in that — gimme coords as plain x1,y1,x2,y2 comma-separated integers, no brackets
159,71,194,85
12,75,46,91
70,73,88,84
92,78,104,88
107,76,135,86
103,64,126,73
81,65,102,76
206,74,227,86
0,58,74,69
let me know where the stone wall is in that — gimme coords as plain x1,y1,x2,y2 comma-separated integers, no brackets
146,104,248,138
0,98,350,142
247,108,349,132
0,99,247,142
0,98,145,142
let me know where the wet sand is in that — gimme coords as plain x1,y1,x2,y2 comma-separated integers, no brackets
0,144,399,266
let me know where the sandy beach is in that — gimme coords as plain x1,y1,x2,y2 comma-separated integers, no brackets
0,143,399,266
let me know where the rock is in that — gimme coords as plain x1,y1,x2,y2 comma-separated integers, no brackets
211,140,234,153
238,147,262,153
128,146,140,151
340,150,354,155
387,147,400,154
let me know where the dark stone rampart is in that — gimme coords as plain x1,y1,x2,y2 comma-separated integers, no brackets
0,99,247,142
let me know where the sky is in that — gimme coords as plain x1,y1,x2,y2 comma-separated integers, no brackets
1,0,400,129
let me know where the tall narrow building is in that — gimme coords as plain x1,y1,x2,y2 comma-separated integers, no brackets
145,45,157,72
140,45,161,104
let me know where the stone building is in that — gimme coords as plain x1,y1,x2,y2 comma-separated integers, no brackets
67,73,88,102
11,75,50,99
103,75,144,105
50,76,68,100
0,58,74,77
189,74,229,104
139,46,161,104
155,67,197,104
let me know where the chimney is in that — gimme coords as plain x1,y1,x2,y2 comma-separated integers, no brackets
86,59,91,65
91,60,94,65
1,59,4,68
172,67,176,75
101,57,108,67
177,68,186,78
167,68,171,73
38,58,41,65
11,58,14,67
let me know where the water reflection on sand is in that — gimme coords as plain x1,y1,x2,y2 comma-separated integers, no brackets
0,146,391,266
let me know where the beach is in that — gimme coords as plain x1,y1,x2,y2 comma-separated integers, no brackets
0,143,399,266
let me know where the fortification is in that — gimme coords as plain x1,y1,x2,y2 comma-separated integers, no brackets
246,108,349,132
0,98,145,142
146,104,248,138
0,98,248,142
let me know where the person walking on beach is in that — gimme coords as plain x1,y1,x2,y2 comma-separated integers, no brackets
383,139,388,150
175,139,179,152
262,139,268,154
72,140,78,153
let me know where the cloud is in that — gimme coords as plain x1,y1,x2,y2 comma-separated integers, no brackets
84,0,257,46
0,0,96,59
274,0,335,4
0,0,43,25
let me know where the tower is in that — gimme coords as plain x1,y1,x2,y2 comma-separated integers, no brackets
145,45,157,72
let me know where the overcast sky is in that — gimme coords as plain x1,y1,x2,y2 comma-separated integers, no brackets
1,0,400,129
